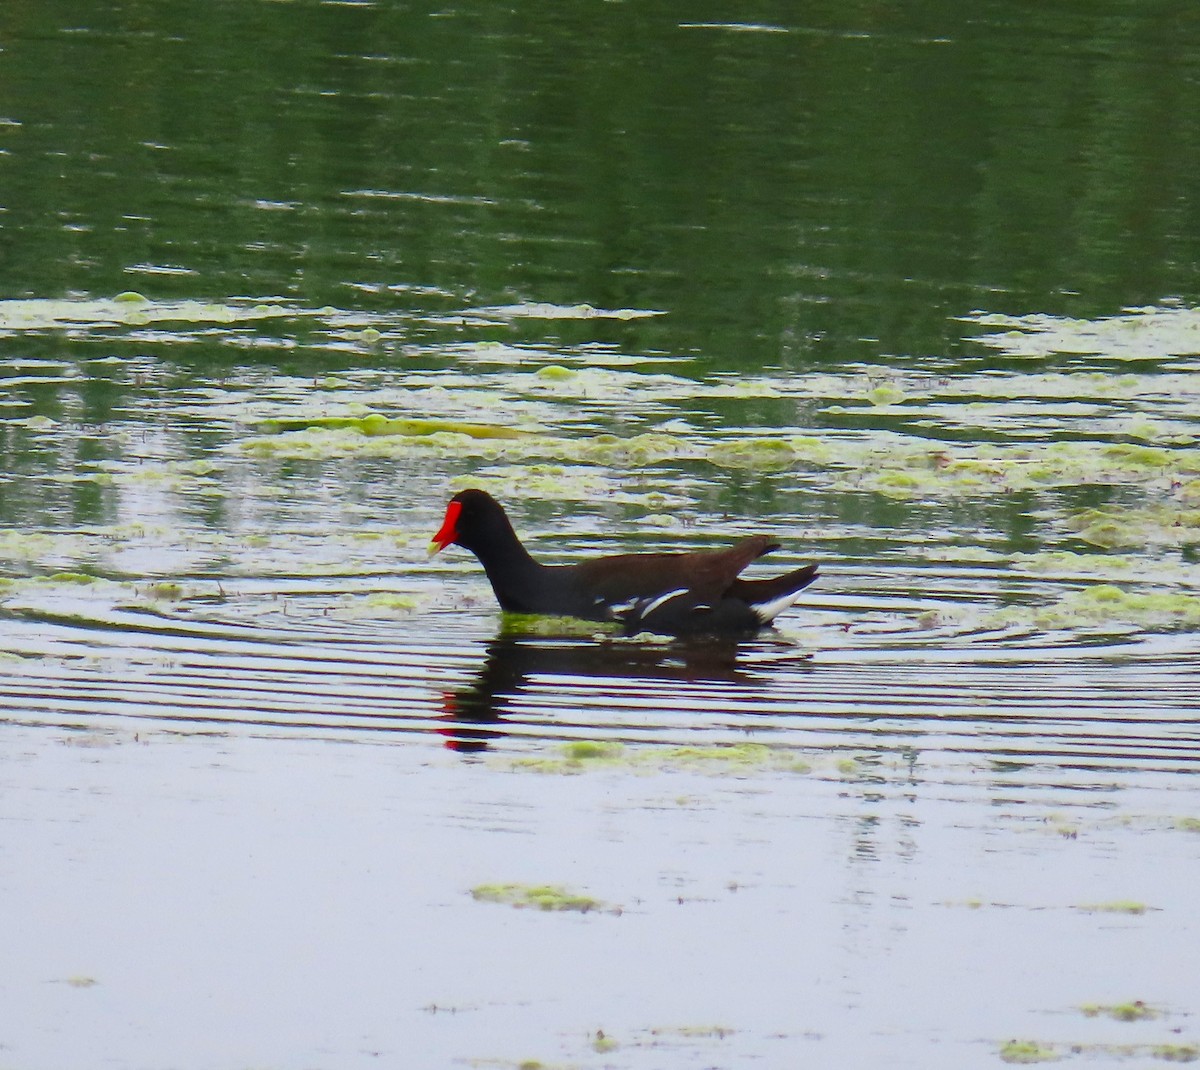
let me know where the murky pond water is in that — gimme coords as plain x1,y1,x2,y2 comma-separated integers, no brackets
3,3,1200,1068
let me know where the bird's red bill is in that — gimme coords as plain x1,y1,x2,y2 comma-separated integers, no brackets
429,500,462,555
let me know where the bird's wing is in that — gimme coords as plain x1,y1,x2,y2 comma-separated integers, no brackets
685,536,781,597
572,536,779,606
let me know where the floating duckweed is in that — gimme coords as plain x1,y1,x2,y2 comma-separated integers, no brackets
0,295,297,330
452,464,614,503
508,741,817,775
469,883,609,913
241,425,696,466
639,513,679,528
259,413,526,440
535,364,576,381
969,304,1200,361
1103,442,1173,467
866,383,907,406
363,593,423,612
664,743,774,765
562,741,625,761
992,583,1200,632
145,582,184,600
999,1040,1061,1064
707,439,796,471
708,379,784,398
1066,506,1200,549
592,1031,618,1054
474,300,665,321
183,459,220,476
830,438,1200,501
0,531,73,560
510,741,626,773
1076,900,1149,915
1069,586,1200,626
1012,551,1139,577
1080,1001,1158,1022
577,431,693,467
1154,1044,1200,1062
499,613,622,637
871,470,924,498
1000,1041,1200,1064
1066,510,1133,549
44,572,98,585
788,435,833,462
650,1025,735,1040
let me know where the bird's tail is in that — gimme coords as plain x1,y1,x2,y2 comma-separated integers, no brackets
729,563,819,624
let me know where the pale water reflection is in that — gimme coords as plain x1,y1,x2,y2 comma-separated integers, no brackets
2,645,1197,1069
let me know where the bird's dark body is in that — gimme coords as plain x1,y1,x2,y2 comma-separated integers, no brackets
431,489,818,636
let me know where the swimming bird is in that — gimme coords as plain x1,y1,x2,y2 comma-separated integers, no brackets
429,489,818,635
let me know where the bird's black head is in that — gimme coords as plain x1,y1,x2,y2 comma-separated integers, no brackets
429,489,517,557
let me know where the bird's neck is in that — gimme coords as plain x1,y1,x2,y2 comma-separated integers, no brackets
466,525,547,612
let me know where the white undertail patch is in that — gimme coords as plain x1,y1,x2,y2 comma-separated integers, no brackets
751,589,810,624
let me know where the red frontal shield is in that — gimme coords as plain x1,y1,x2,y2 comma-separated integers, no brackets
429,499,463,555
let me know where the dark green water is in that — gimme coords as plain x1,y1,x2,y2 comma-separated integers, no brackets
2,4,1200,1069
5,2,1200,356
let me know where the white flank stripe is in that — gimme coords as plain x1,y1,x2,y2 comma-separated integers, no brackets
638,588,691,617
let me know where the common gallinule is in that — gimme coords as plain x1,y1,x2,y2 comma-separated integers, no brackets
430,489,819,635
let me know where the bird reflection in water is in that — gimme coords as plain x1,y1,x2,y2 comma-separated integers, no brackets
437,624,811,752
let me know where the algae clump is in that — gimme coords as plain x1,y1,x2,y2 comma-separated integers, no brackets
1154,1044,1200,1063
1079,1001,1157,1022
994,583,1200,632
260,413,526,440
867,383,907,406
663,742,774,765
507,740,818,776
707,438,796,471
1076,900,1149,915
499,613,622,637
44,572,99,585
145,582,185,600
510,741,626,773
535,364,576,381
562,741,624,761
362,593,424,613
469,883,610,913
592,1031,618,1053
999,1040,1061,1064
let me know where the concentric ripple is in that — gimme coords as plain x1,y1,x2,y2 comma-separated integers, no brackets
3,571,1196,781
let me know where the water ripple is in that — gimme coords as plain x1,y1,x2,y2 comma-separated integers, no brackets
2,588,1196,777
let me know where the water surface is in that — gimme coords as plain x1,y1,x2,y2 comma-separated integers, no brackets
2,3,1200,1068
